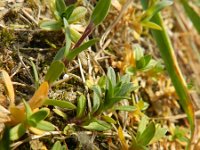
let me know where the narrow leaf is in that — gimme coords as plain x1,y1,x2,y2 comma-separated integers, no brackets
141,21,162,30
54,47,66,61
44,99,76,110
39,20,62,31
142,0,173,21
35,120,55,131
83,119,112,131
133,44,144,61
0,126,10,150
102,115,116,124
68,6,87,23
113,105,137,112
69,28,81,43
91,0,111,25
29,127,45,135
56,0,67,15
181,0,200,34
118,127,128,150
137,115,149,138
137,122,156,146
0,70,15,106
23,99,32,119
9,105,26,124
92,85,102,113
45,61,65,84
107,67,116,86
51,141,62,150
54,19,71,60
150,125,167,144
76,95,86,118
28,82,49,109
62,5,75,20
10,123,26,141
53,108,67,119
66,39,98,61
28,109,49,126
141,0,196,144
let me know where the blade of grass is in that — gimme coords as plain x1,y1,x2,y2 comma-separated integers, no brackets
141,1,196,148
180,0,200,34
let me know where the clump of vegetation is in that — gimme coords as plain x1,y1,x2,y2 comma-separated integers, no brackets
0,0,200,149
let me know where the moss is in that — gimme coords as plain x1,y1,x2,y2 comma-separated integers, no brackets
0,28,15,48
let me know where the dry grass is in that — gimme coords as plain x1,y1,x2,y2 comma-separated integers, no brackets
0,0,200,149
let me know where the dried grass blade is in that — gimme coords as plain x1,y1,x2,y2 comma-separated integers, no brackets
150,13,196,148
180,0,200,34
0,70,15,106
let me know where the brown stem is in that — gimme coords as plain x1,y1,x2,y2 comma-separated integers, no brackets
73,22,94,49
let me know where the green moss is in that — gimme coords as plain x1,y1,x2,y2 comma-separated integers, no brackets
0,28,15,48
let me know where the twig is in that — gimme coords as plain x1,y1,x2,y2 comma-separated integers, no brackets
152,110,200,120
78,58,92,112
16,47,34,84
99,0,132,48
11,131,62,150
21,8,38,25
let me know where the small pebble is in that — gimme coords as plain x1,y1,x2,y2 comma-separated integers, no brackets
63,74,69,79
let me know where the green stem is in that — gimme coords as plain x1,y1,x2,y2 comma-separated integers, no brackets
141,1,196,148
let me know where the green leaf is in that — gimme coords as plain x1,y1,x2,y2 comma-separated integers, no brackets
133,44,144,61
141,1,196,142
45,61,65,84
140,0,149,10
136,55,152,69
125,66,137,75
83,119,112,131
181,0,200,34
54,47,66,61
137,122,156,146
141,59,157,72
51,141,62,150
113,105,137,111
40,20,62,31
66,39,98,61
35,120,55,131
54,19,71,61
141,0,173,21
107,67,116,86
44,99,76,110
114,83,133,97
130,136,148,150
69,28,81,43
92,87,101,113
120,74,131,83
76,95,86,118
91,0,111,25
23,99,32,119
10,123,26,141
53,108,67,119
62,5,75,20
28,108,49,126
172,126,189,143
56,0,67,16
150,125,167,144
0,126,10,150
98,76,107,88
68,6,87,23
141,21,162,30
102,115,116,124
137,115,149,138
